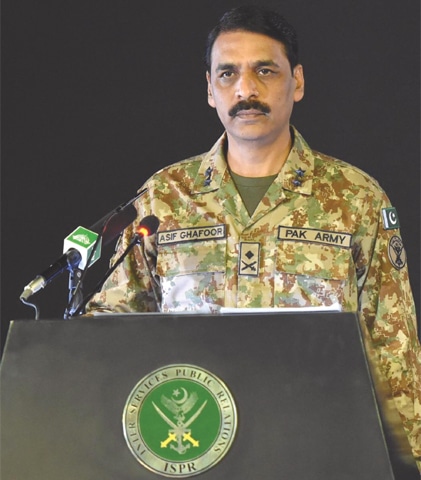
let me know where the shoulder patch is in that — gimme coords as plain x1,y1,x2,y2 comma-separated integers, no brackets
388,235,406,270
382,207,400,230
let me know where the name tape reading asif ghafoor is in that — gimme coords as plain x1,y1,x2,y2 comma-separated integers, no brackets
158,225,227,245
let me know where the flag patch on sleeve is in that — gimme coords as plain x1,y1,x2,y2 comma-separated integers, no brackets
382,207,400,230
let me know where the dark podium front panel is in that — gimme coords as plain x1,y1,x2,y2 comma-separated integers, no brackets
0,312,417,479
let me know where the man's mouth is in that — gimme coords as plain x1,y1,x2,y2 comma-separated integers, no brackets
236,109,266,116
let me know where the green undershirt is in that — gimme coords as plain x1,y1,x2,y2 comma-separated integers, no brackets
230,171,278,216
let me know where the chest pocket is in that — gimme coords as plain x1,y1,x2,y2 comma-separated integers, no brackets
274,241,353,308
157,240,226,277
156,240,227,311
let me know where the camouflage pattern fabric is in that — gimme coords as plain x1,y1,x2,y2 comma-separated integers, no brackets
87,127,421,467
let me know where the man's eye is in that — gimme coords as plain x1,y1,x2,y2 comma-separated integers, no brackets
258,68,273,76
220,71,234,78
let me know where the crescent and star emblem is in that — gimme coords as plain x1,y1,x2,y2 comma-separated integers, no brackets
152,389,208,454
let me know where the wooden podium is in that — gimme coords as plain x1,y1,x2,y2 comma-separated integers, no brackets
0,312,418,479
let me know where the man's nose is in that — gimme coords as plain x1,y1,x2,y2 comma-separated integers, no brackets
235,73,259,99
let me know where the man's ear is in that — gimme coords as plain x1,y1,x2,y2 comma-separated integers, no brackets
293,65,305,103
206,71,216,108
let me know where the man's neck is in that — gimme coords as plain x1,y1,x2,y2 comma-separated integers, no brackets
226,130,293,177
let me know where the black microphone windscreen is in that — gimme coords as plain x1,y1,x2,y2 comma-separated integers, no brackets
138,215,160,236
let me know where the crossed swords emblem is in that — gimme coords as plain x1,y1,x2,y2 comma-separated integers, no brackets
241,250,257,272
152,389,207,454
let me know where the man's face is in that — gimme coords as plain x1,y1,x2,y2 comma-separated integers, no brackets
206,30,304,145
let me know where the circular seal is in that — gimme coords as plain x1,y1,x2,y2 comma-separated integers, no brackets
388,235,406,270
123,364,237,477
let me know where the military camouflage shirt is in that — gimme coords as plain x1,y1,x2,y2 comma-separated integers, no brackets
87,127,421,466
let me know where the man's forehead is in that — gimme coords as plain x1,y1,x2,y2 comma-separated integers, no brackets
210,30,288,66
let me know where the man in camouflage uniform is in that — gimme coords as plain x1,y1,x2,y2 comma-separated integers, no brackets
87,6,421,468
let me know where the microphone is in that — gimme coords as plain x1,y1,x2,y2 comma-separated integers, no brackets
20,249,83,301
135,215,160,238
62,226,101,271
19,201,139,302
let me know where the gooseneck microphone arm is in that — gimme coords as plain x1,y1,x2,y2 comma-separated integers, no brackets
89,188,146,244
70,235,140,317
70,215,160,317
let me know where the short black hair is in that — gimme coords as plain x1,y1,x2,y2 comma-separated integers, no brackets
205,5,299,73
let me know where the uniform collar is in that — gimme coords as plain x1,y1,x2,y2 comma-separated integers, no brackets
192,132,228,194
280,126,314,196
192,126,314,196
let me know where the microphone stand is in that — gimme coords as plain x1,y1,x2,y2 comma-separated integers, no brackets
64,267,84,319
63,230,103,319
69,233,143,317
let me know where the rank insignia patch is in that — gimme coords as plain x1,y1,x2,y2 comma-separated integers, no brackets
123,364,237,477
388,235,406,270
382,207,400,230
239,242,261,277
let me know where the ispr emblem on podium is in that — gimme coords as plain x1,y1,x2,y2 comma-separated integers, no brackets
123,365,237,477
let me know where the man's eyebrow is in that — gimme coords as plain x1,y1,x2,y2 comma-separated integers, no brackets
252,59,280,69
215,62,236,72
215,60,281,72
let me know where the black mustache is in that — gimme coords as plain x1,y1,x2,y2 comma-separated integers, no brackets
229,100,271,117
